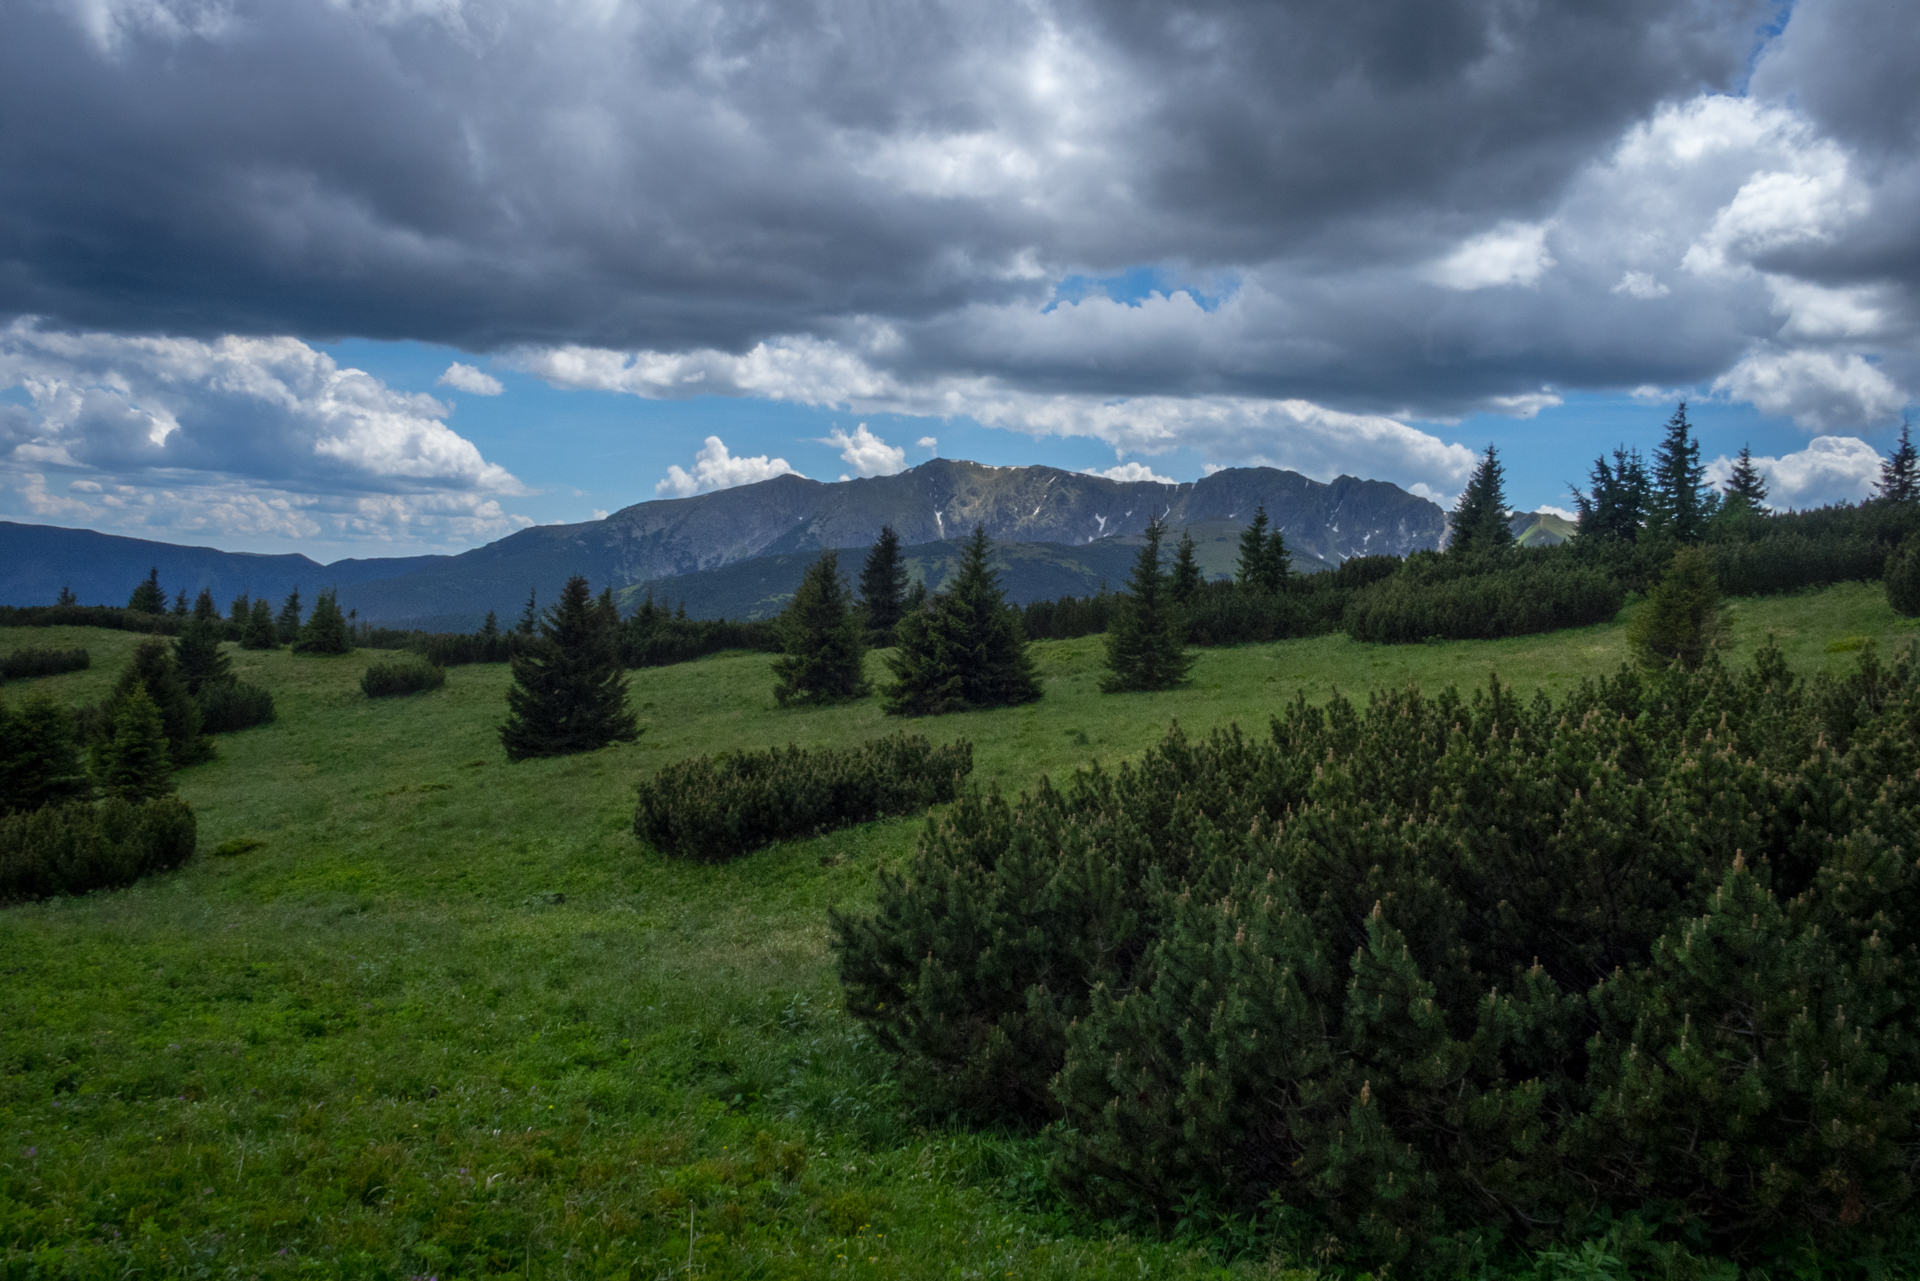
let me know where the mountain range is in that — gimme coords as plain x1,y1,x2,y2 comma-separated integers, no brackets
2,459,1452,628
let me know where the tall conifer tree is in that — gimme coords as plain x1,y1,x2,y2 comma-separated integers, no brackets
1101,517,1193,693
1235,505,1291,592
1723,444,1769,509
1169,529,1203,604
95,684,174,802
859,526,910,644
1650,402,1710,541
1449,445,1515,557
104,638,211,766
128,567,165,615
0,692,91,814
275,589,303,643
773,551,870,705
883,527,1040,715
294,588,353,654
1876,421,1919,504
501,576,639,760
1570,447,1650,544
242,598,279,649
173,617,232,694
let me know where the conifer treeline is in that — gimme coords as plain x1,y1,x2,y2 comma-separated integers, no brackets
834,640,1920,1268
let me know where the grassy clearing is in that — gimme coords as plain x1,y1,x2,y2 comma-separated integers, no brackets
2,582,1913,1279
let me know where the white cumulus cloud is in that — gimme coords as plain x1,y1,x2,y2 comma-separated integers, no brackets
437,362,504,396
1425,222,1556,291
824,424,907,477
1083,462,1176,484
1706,435,1884,509
655,436,803,497
1712,349,1907,431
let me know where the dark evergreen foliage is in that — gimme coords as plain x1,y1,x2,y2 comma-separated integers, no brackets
480,609,500,641
196,680,275,733
275,589,302,643
516,588,538,636
1571,448,1650,546
500,575,639,760
228,592,251,628
0,692,91,814
1650,401,1712,541
1448,444,1515,558
772,552,869,705
1,795,196,904
1168,529,1203,604
293,588,353,655
361,654,448,698
836,642,1920,1268
634,733,972,862
1021,590,1120,640
127,566,165,615
100,638,211,767
1343,549,1623,642
172,618,231,695
1100,517,1193,693
1888,542,1920,617
242,598,279,649
96,685,174,802
616,594,781,667
2,647,90,680
1234,504,1291,592
1877,421,1919,504
858,525,910,643
190,588,219,624
882,526,1041,716
55,585,76,607
0,604,185,636
1724,442,1769,508
1627,546,1728,670
170,589,189,617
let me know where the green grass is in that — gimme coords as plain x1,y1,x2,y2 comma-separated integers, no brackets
2,582,1913,1279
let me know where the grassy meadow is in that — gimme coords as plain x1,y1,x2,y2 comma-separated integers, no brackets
2,582,1915,1280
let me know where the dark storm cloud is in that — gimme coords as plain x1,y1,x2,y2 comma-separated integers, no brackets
0,0,1773,358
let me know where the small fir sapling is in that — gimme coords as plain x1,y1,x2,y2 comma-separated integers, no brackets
772,551,869,705
275,589,302,643
95,684,175,802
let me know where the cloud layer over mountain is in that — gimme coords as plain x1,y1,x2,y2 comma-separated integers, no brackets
1,0,1914,537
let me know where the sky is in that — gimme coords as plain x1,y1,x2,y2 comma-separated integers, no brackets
1,0,1916,558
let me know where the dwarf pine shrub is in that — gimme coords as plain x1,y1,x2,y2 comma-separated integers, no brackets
1342,552,1622,642
0,795,196,903
1,647,90,681
634,732,972,862
198,679,276,731
833,641,1920,1271
361,654,447,698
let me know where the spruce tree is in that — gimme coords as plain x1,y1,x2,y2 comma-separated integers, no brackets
1626,546,1728,670
275,589,302,643
56,585,76,607
191,588,219,624
1570,447,1650,544
294,588,353,654
1876,421,1919,504
1650,402,1709,541
1169,529,1203,604
480,609,500,641
170,588,190,617
1449,445,1515,557
229,592,251,628
95,684,174,802
859,526,910,644
883,526,1040,716
1723,444,1768,509
1887,541,1920,617
172,617,232,695
242,598,279,649
517,588,538,636
500,575,639,760
104,637,212,766
0,691,91,814
128,567,165,615
1235,504,1291,592
773,552,870,705
1101,517,1194,693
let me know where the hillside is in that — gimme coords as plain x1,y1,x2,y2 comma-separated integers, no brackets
3,460,1441,629
0,583,1907,1278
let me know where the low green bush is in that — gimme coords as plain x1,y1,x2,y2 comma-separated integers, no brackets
1887,541,1920,617
360,655,447,698
0,796,197,902
634,732,972,861
834,642,1920,1272
1,646,90,680
1710,532,1885,597
198,679,276,732
1343,554,1622,642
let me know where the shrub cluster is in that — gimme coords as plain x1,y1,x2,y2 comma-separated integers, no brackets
1020,591,1119,641
1708,533,1885,597
1,647,90,680
410,629,516,666
198,679,277,731
1,796,196,903
0,604,186,636
617,602,781,668
360,654,448,698
1342,550,1622,643
834,643,1920,1270
635,732,972,862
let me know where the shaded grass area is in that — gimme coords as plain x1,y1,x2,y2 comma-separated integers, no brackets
2,582,1914,1279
